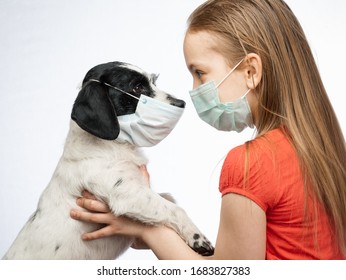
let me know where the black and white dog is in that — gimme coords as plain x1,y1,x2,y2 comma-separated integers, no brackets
3,62,214,259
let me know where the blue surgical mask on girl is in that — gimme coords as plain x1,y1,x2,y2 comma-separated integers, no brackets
189,58,254,132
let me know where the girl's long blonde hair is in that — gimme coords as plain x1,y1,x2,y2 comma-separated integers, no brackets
187,0,346,254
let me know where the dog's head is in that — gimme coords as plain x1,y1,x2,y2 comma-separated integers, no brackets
71,62,185,142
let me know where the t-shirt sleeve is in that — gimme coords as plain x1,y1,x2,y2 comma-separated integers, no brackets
219,143,278,212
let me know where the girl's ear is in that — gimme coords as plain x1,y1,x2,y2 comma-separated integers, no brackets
244,53,262,90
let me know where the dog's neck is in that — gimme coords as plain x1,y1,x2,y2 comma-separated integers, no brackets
62,120,146,164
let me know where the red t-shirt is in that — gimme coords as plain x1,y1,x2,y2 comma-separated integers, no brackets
219,128,344,259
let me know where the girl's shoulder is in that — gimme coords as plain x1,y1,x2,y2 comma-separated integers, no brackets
220,128,300,210
227,128,292,163
221,127,298,192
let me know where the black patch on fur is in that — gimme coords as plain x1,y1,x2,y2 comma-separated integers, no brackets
55,244,61,253
193,241,214,256
72,61,186,140
82,62,155,116
113,178,123,188
71,61,158,140
167,94,186,108
28,209,41,223
193,233,200,240
29,212,37,223
72,81,119,140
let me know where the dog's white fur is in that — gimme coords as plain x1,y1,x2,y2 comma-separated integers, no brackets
3,64,213,259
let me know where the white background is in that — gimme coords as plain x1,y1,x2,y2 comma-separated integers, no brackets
0,0,345,260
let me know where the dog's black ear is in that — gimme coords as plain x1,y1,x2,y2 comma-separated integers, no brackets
71,82,120,140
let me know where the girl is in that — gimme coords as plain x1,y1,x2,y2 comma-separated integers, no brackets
70,0,346,259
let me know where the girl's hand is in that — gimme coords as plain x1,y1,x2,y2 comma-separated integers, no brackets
70,191,145,240
70,191,150,247
70,165,151,245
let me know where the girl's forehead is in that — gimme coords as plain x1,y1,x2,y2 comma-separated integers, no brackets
184,31,226,68
184,31,219,49
184,32,216,58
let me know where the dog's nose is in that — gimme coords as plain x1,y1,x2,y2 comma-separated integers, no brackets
169,98,186,108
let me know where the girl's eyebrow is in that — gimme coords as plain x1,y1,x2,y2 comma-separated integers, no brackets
187,64,195,72
187,63,202,72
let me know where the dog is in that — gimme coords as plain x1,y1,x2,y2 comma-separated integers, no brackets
2,61,214,259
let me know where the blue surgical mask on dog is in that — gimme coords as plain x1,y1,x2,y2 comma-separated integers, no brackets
117,95,184,147
89,79,184,147
189,59,254,132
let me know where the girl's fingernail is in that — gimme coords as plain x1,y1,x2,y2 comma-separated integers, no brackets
82,234,89,240
70,210,78,218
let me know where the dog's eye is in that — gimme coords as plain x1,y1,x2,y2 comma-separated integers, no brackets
133,84,144,94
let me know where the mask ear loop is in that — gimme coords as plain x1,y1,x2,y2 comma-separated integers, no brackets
216,58,245,88
88,79,147,103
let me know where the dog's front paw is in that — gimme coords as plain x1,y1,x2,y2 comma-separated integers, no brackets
189,233,214,256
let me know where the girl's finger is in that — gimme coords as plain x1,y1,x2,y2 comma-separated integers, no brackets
70,209,114,224
82,190,97,200
81,226,118,241
76,197,110,213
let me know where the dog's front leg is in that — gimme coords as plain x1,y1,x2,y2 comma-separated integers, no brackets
111,183,214,256
84,167,214,256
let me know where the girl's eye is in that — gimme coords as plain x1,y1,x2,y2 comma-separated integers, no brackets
195,70,204,79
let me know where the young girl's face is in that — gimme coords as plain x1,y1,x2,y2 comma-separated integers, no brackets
183,31,250,103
